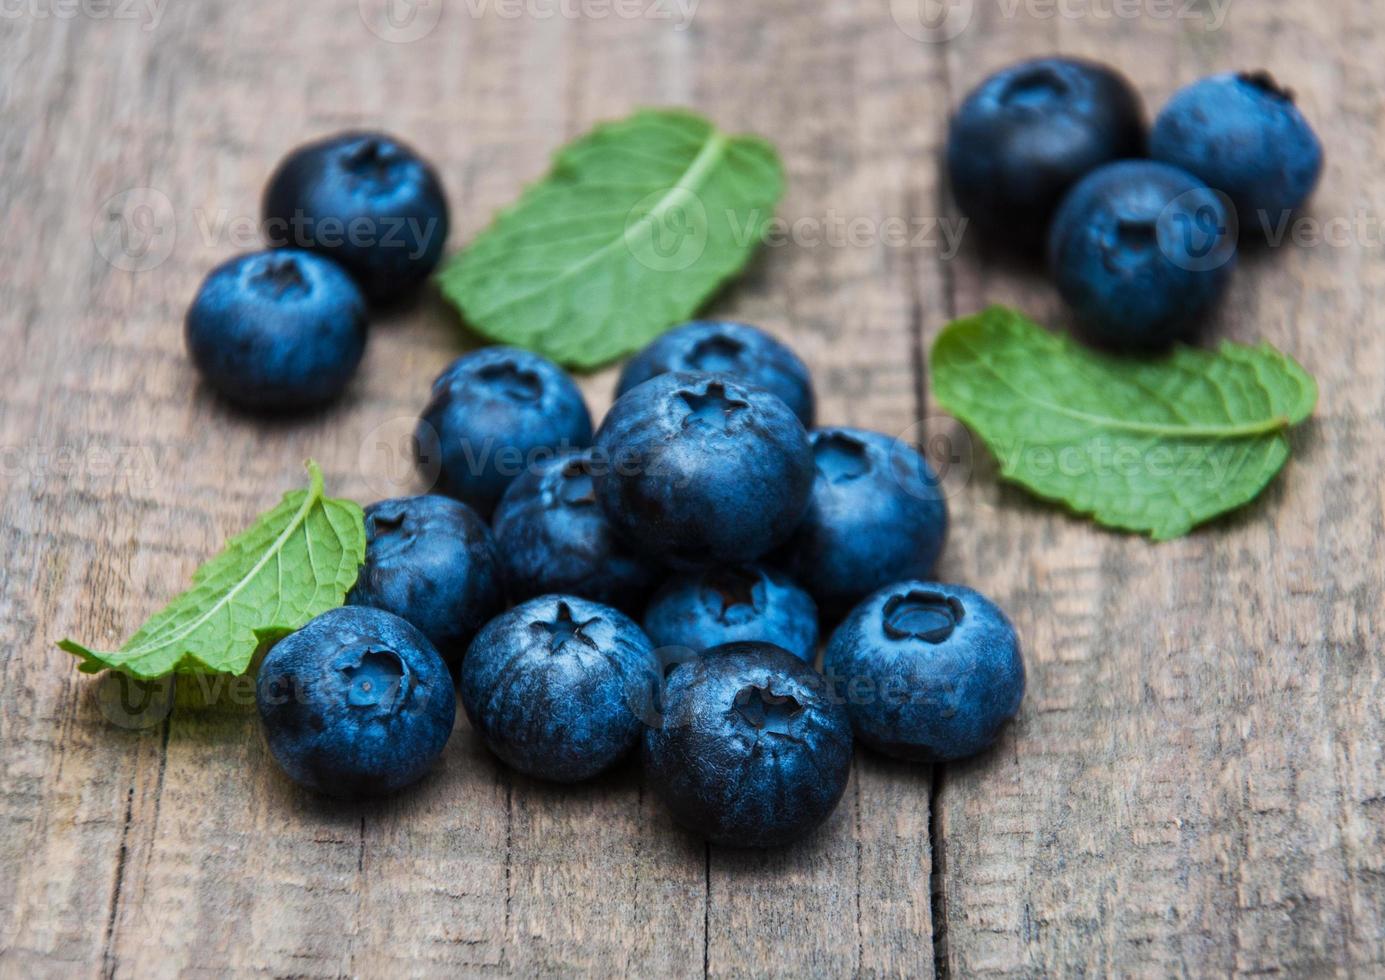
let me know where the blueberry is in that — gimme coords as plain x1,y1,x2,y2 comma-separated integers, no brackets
947,57,1145,248
460,595,660,782
185,249,367,412
774,428,947,619
347,495,504,671
1048,160,1237,348
256,606,456,797
1151,72,1323,231
417,347,593,516
263,131,449,303
643,642,852,847
824,582,1023,762
491,450,657,614
593,373,813,569
617,321,816,427
643,564,818,664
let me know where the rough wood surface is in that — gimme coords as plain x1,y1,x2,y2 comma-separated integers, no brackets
0,1,1380,977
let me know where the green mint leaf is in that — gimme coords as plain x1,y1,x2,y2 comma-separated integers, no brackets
438,108,784,369
59,461,365,679
931,307,1317,540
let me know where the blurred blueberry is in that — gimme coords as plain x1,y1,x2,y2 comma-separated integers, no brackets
824,582,1023,762
617,321,816,427
643,564,818,664
417,347,593,517
347,495,504,671
774,428,947,619
460,596,661,782
1151,72,1322,232
256,606,456,798
643,642,852,847
185,249,367,413
491,450,657,614
594,373,813,569
263,131,449,303
1048,160,1237,348
947,56,1145,248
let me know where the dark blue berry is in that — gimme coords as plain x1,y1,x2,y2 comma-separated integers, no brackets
947,57,1145,248
617,321,816,427
347,495,504,671
491,450,657,614
263,131,449,303
460,596,661,782
824,582,1024,762
1048,160,1237,348
643,564,818,664
256,606,456,797
775,428,947,619
593,373,813,569
643,642,852,847
416,347,593,517
185,249,367,412
1151,72,1322,231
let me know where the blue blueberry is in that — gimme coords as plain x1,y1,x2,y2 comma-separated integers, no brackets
185,249,367,412
491,450,657,614
417,347,593,517
643,642,852,847
774,428,947,619
263,131,449,303
594,373,813,569
460,596,660,782
1151,72,1323,231
617,321,816,427
824,582,1023,763
1048,160,1237,348
347,495,504,671
256,606,456,797
947,57,1145,248
643,564,818,664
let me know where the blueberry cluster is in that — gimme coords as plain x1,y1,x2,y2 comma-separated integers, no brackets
186,132,450,412
948,57,1322,348
257,321,1026,848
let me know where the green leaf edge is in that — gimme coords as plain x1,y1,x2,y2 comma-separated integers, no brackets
58,460,366,680
931,306,1319,541
436,107,786,370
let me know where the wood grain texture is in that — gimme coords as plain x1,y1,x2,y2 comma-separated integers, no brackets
0,0,1380,977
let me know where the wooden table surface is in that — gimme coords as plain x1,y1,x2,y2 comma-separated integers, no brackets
2,1,1382,976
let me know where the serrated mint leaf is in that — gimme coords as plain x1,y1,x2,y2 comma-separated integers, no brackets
438,109,784,369
60,461,365,679
931,307,1317,540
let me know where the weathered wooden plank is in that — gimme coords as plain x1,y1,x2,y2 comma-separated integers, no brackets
931,4,1385,976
